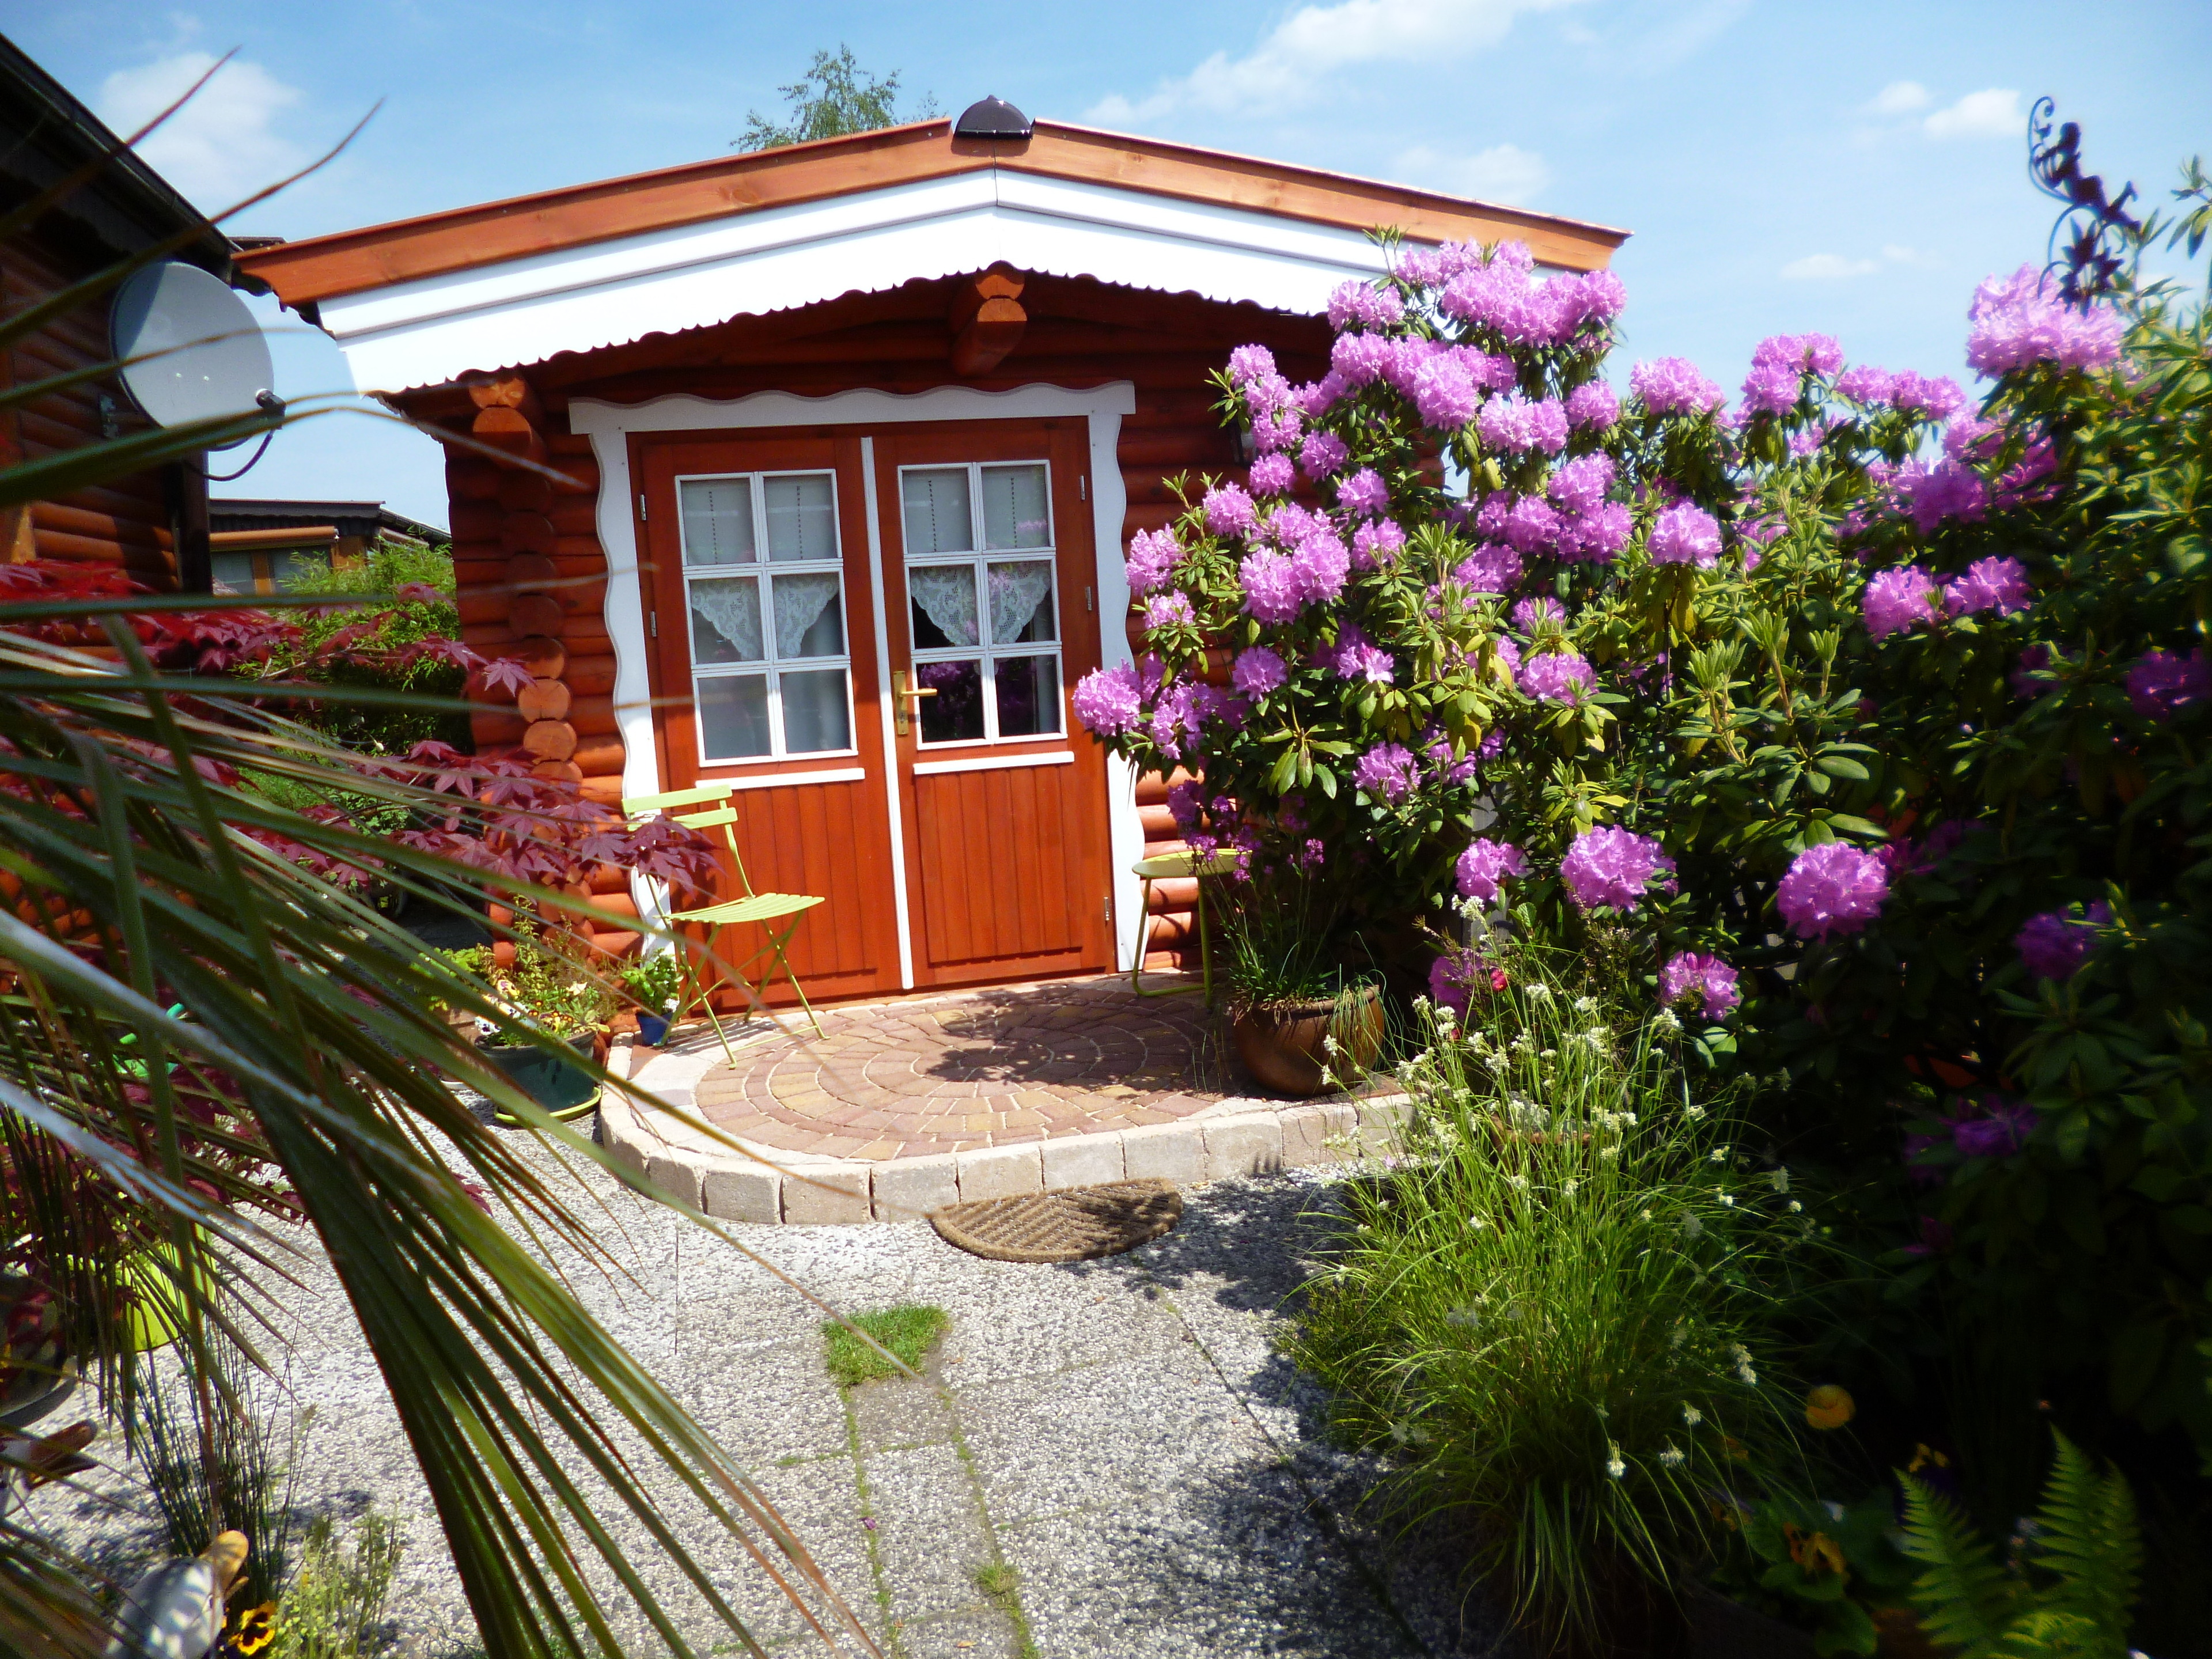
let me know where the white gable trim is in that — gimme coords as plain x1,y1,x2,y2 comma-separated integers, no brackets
321,169,1396,394
574,381,1150,975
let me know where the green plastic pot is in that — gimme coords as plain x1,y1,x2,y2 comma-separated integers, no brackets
481,1032,601,1124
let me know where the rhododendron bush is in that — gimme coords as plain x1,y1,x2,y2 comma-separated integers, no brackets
1074,206,2212,1456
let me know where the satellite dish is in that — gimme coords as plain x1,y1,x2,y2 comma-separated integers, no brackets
110,262,280,449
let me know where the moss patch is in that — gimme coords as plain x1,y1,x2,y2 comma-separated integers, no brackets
821,1304,950,1388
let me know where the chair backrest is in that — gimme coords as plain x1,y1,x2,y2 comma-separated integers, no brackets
622,782,756,898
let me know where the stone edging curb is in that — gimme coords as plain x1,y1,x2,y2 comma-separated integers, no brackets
600,1033,1411,1225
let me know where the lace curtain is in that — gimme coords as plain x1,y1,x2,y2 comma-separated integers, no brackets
987,562,1053,644
771,573,840,656
689,580,761,659
908,565,979,646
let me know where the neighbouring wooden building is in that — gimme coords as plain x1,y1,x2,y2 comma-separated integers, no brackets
235,102,1626,1002
208,496,446,593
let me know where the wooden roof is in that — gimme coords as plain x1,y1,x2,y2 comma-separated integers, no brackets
236,118,1630,308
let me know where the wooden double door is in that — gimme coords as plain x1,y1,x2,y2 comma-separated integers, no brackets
634,417,1115,1003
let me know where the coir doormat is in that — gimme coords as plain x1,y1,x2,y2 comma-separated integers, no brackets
929,1179,1183,1263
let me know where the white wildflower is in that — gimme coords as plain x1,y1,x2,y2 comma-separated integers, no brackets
1683,1103,1708,1122
1323,1033,1341,1057
1599,1145,1620,1162
1527,983,1553,1003
1319,1068,1337,1089
1787,1199,1804,1214
1444,1306,1482,1329
1507,1173,1532,1192
1605,1444,1626,1480
1769,1167,1790,1194
1730,1344,1758,1387
1639,1208,1654,1223
1717,1189,1736,1208
1653,1008,1682,1036
1468,1213,1490,1230
1668,1324,1688,1350
1680,1211,1704,1239
1682,1403,1703,1427
1574,995,1598,1013
1659,1444,1686,1469
1562,1179,1579,1199
1710,1145,1730,1164
1539,1048,1557,1063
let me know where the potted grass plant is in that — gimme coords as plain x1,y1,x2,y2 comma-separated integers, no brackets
474,923,618,1122
1215,865,1382,1095
619,950,683,1048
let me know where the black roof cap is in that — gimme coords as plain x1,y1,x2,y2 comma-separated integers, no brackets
953,96,1032,141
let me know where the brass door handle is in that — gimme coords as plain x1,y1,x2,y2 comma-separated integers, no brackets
892,668,936,734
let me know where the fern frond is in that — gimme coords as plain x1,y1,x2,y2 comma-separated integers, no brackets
1899,1473,2017,1658
1990,1609,2104,1659
2028,1431,2140,1658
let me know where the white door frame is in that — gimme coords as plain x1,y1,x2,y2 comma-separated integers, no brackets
570,381,1146,986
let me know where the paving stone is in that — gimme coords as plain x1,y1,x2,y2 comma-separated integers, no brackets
1122,1120,1206,1183
781,1164,872,1224
871,1153,959,1221
645,1152,700,1207
1039,1131,1126,1190
955,1142,1043,1202
1203,1113,1286,1180
699,1157,782,1224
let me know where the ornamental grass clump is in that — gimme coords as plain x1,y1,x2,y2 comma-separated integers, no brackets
1290,956,1816,1645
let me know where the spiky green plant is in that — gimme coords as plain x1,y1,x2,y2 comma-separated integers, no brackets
1899,1428,2141,1659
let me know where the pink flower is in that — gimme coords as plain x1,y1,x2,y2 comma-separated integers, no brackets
1658,951,1741,1020
1125,528,1180,594
1477,393,1569,455
1648,503,1722,567
1252,403,1303,453
1288,524,1350,606
1331,331,1393,386
1561,825,1675,912
1752,332,1844,377
1143,593,1194,630
1952,1097,2039,1160
1202,484,1258,538
1232,646,1289,696
2015,902,2111,982
1166,778,1205,827
1353,742,1421,803
2125,649,2212,721
1227,344,1278,388
1777,842,1889,940
1512,596,1565,632
1248,452,1296,497
1565,381,1620,430
1740,361,1804,417
1630,357,1724,415
1560,503,1631,564
1455,838,1529,903
1301,429,1350,479
1894,458,1989,533
1455,542,1522,593
1548,453,1615,517
1328,279,1404,331
1863,566,1944,640
1518,650,1596,704
1351,519,1406,569
1238,550,1304,623
1336,468,1389,517
1965,264,2126,378
1316,623,1393,684
1503,496,1563,555
1891,373,1969,421
1835,365,1897,406
1071,661,1147,736
1942,556,2032,618
1412,352,1483,429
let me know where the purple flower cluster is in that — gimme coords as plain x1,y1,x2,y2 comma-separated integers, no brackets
1300,430,1350,479
1455,837,1529,903
1548,452,1615,516
1942,556,2032,618
1226,344,1277,389
1648,503,1722,567
1351,518,1406,569
1336,467,1388,517
1835,365,1897,406
1966,264,2126,378
1071,658,1156,737
1476,392,1569,455
1561,825,1675,912
1203,484,1257,539
1240,513,1351,623
1143,593,1195,630
1231,645,1289,697
1331,331,1392,387
1125,528,1180,594
1951,1096,2039,1160
1248,452,1296,497
1630,357,1725,416
1893,457,1990,533
1891,373,1969,421
1517,648,1597,704
1777,842,1889,940
2015,901,2112,982
1411,351,1485,430
1146,679,1244,763
1863,565,1944,640
1327,278,1405,332
1565,381,1620,430
1658,950,1742,1020
1740,332,1843,415
2124,649,2212,721
1425,729,1483,786
1437,247,1626,349
1315,623,1394,684
1455,542,1523,594
1353,741,1421,804
1166,778,1205,828
1512,595,1565,632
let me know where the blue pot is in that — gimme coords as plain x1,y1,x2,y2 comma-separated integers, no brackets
637,1012,671,1047
482,1032,600,1122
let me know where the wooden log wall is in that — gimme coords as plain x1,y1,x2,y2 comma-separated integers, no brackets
1,225,181,584
410,273,1332,974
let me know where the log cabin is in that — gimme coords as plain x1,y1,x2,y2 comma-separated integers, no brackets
235,100,1627,1002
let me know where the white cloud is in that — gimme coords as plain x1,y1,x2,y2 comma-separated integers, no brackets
1868,80,1931,116
97,50,308,212
1923,88,2022,140
1881,243,1936,266
1086,0,1581,123
1396,142,1551,204
1780,253,1880,281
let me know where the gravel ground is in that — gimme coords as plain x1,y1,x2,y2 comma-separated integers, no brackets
31,1127,1517,1659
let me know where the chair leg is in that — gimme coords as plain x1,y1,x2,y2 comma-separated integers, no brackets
1130,878,1203,998
764,920,824,1038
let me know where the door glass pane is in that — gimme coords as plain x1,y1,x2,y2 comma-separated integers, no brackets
698,674,770,760
902,468,974,555
688,577,763,664
908,564,979,648
781,669,852,754
986,560,1055,644
994,655,1063,737
916,660,986,743
980,464,1051,550
209,550,258,594
680,478,756,566
770,572,844,657
763,473,836,563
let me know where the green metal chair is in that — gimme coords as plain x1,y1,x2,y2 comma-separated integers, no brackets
623,782,827,1040
1130,846,1243,1002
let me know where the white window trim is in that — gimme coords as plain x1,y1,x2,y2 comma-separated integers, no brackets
574,380,1147,978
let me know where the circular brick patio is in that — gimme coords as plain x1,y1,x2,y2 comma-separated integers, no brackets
691,979,1235,1161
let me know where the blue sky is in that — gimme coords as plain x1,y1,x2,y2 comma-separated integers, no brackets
10,0,2207,531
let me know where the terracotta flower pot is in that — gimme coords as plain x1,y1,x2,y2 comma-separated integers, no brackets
1232,983,1385,1096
